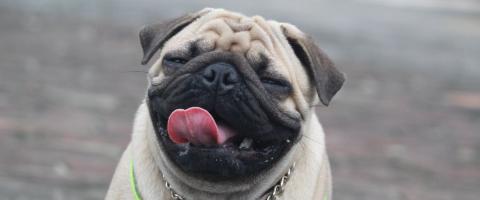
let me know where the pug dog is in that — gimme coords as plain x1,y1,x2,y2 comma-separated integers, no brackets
106,8,344,200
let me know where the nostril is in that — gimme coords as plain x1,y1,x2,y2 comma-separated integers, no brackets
202,62,239,91
223,73,230,85
203,69,216,83
223,72,238,86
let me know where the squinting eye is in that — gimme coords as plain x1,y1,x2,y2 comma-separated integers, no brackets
162,56,190,75
260,77,288,87
163,56,189,71
166,57,188,64
260,77,293,99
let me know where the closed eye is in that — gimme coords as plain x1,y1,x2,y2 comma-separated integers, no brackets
261,77,287,86
164,56,188,66
260,77,292,98
162,55,189,74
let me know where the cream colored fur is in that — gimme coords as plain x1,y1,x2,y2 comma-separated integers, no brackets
106,8,332,200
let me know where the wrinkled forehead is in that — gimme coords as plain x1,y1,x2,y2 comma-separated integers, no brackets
191,11,276,54
159,9,296,75
165,9,288,55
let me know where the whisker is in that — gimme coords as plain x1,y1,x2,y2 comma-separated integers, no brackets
301,134,323,145
119,70,149,74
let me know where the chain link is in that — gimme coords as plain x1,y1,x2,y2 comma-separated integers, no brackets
161,163,295,200
265,162,295,200
162,175,185,200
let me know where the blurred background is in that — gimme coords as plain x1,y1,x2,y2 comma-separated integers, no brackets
1,0,479,199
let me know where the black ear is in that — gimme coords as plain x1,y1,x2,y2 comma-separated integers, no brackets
139,10,208,65
283,28,345,106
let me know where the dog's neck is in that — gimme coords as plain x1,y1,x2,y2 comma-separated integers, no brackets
130,156,296,200
130,103,327,200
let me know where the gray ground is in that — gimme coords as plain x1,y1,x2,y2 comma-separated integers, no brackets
1,0,479,199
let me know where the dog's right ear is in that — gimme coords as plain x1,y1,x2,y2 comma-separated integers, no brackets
139,9,210,65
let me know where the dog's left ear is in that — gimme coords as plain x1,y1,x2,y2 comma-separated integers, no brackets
139,9,211,65
282,25,345,106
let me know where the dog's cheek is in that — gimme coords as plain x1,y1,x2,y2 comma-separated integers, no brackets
278,97,300,117
148,55,167,82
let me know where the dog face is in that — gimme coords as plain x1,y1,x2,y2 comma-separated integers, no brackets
141,8,344,181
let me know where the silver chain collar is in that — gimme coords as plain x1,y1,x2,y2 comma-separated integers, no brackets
161,163,296,200
265,162,295,200
162,176,185,200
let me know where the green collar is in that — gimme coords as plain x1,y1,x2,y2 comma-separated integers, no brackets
130,158,143,200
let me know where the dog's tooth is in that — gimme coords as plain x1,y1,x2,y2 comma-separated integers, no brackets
239,138,253,150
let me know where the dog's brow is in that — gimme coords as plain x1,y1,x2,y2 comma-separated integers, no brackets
251,54,269,72
188,41,200,57
189,39,212,57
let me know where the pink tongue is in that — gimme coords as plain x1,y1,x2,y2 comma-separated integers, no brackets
167,107,235,145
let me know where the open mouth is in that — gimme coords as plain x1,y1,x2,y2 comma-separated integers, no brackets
167,107,238,147
166,107,279,150
150,104,296,180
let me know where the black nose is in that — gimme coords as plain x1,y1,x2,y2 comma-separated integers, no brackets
202,62,239,92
